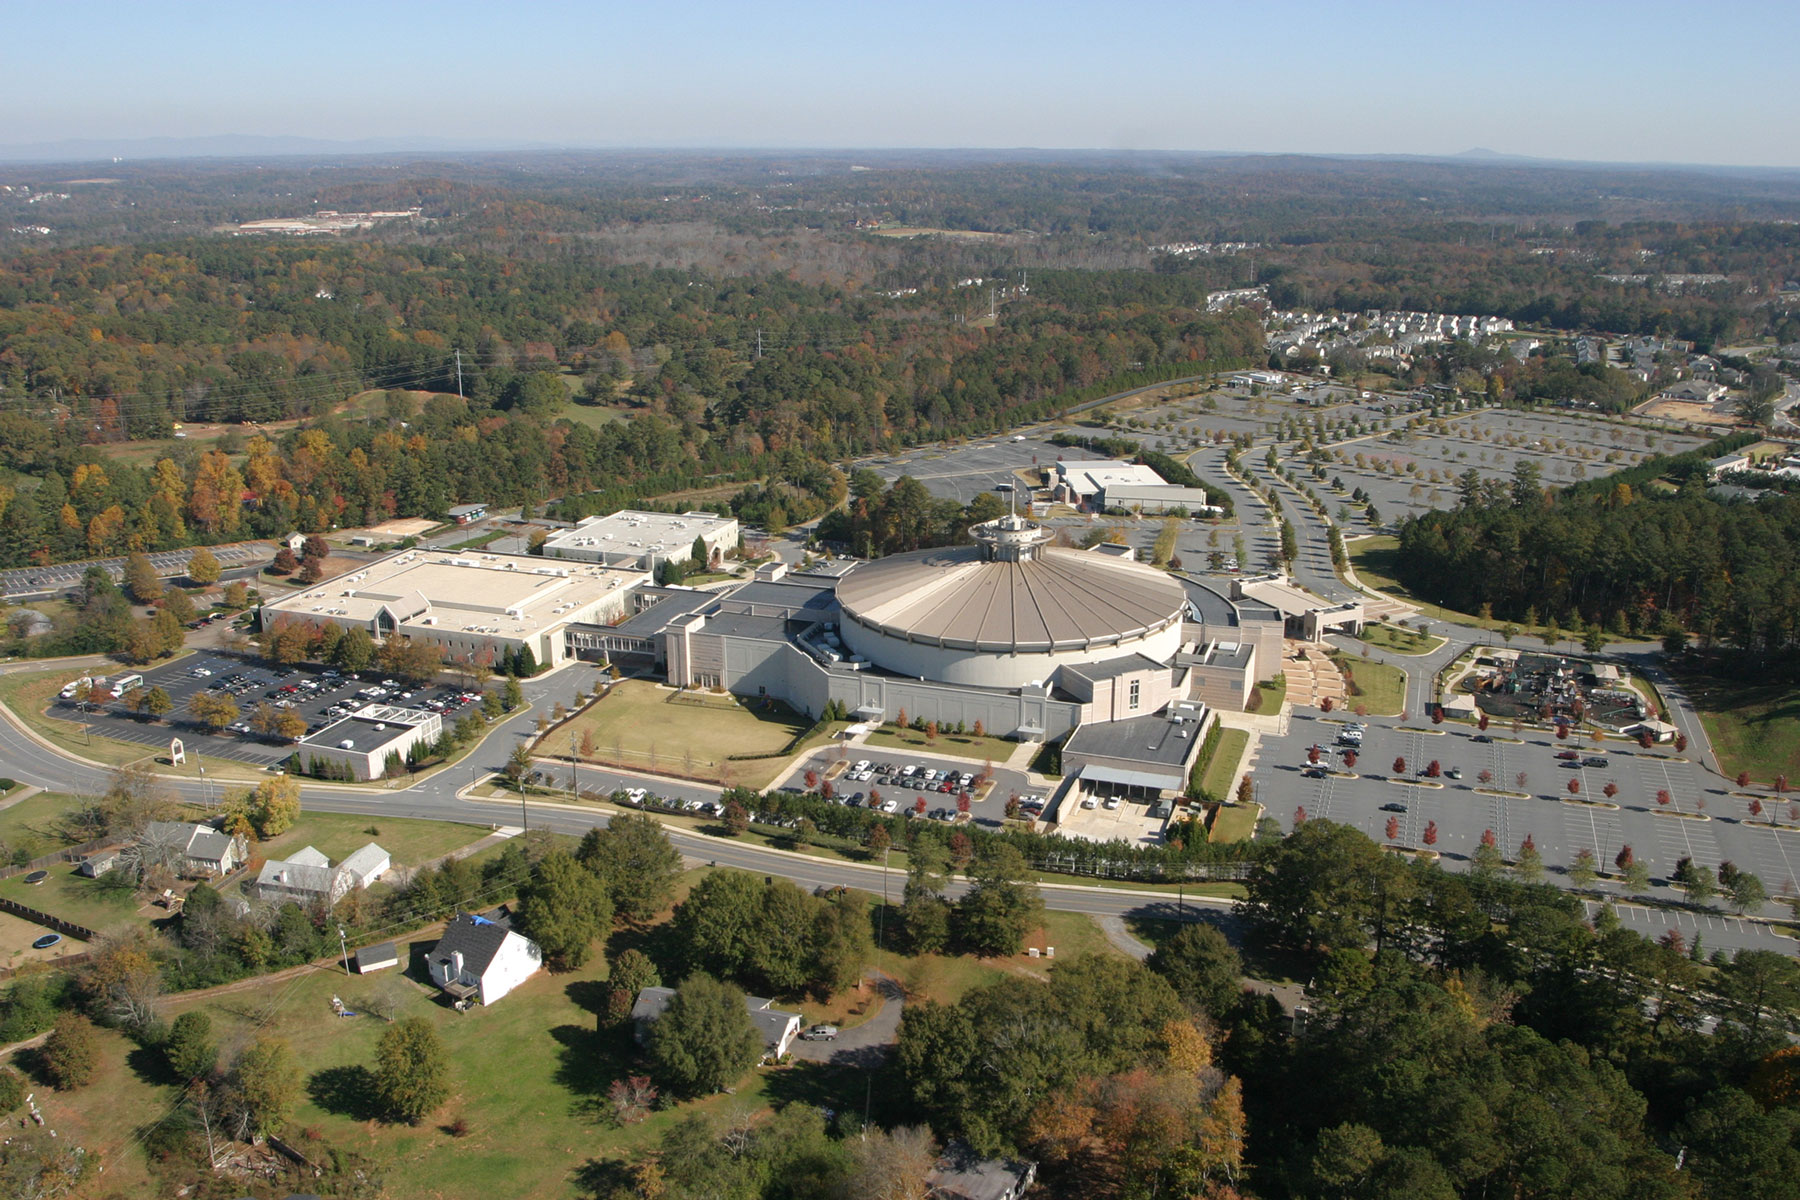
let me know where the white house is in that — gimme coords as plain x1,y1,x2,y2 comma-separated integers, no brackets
630,985,803,1061
252,842,390,907
426,911,542,1006
337,843,391,887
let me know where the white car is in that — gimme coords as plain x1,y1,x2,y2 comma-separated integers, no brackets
901,765,916,777
880,799,899,813
1103,796,1122,810
853,760,871,772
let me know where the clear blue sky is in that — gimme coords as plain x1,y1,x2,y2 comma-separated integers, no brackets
7,0,1798,166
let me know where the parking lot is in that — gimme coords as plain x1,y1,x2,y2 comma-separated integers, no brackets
57,652,483,766
0,541,275,599
789,748,1037,831
1257,709,1800,911
866,435,1066,505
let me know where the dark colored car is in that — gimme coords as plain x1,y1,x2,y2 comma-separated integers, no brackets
1379,802,1408,813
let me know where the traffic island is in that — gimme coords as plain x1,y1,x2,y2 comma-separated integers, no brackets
1473,786,1530,799
1561,796,1620,810
1741,819,1794,831
1653,808,1711,821
1398,726,1448,737
1388,777,1445,789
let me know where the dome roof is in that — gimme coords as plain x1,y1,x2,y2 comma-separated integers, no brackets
836,543,1187,653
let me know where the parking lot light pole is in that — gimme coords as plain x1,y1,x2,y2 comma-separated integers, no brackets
338,926,350,975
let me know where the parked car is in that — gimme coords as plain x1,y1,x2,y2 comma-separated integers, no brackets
1555,750,1581,761
801,1024,838,1042
1380,802,1408,813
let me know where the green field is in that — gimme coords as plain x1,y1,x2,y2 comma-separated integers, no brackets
1357,621,1447,656
1198,727,1250,801
556,680,817,787
1208,800,1262,844
864,726,1017,764
0,791,98,861
0,859,147,936
1348,535,1490,627
1672,664,1800,782
1331,652,1408,716
1250,675,1286,713
256,810,488,871
33,878,1123,1199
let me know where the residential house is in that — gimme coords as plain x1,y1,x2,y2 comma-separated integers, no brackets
252,842,390,907
630,985,803,1060
140,821,249,878
427,910,542,1006
926,1143,1037,1200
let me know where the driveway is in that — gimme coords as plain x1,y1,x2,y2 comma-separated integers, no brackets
786,972,905,1067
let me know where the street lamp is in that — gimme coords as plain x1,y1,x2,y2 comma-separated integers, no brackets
338,926,351,975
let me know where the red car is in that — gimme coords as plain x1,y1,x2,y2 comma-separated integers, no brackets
1555,750,1580,761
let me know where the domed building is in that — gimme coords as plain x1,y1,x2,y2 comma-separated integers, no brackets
645,511,1274,752
835,513,1188,689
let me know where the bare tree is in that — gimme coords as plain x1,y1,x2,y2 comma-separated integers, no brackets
843,1124,940,1200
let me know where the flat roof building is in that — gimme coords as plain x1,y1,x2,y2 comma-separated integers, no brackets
541,510,739,571
258,549,647,672
1053,459,1166,502
294,704,443,781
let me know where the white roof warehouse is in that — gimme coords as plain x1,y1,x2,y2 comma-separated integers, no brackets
258,549,647,672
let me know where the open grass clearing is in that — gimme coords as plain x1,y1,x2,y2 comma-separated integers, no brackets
1348,535,1492,628
1357,621,1447,656
0,790,102,860
863,726,1017,765
1669,662,1800,782
1250,675,1286,714
1198,727,1250,800
1209,801,1262,844
254,810,488,871
0,859,149,936
555,680,817,789
1331,651,1408,716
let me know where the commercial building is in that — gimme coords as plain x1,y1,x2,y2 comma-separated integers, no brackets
1051,459,1165,504
649,514,1267,750
540,510,739,572
1096,483,1224,516
294,704,443,781
257,549,647,672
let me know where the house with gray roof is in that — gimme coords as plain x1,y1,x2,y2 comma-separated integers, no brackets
140,821,249,878
252,842,390,907
427,910,541,1005
631,985,802,1061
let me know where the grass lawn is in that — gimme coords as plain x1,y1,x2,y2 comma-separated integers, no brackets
557,680,814,788
0,859,149,936
1331,652,1408,716
1348,535,1491,628
256,810,487,870
1198,728,1249,800
1209,801,1262,844
863,726,1017,765
0,791,101,861
1357,621,1447,656
1670,663,1800,782
1250,675,1286,713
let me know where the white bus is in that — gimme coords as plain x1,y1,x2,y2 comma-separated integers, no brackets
109,673,144,699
